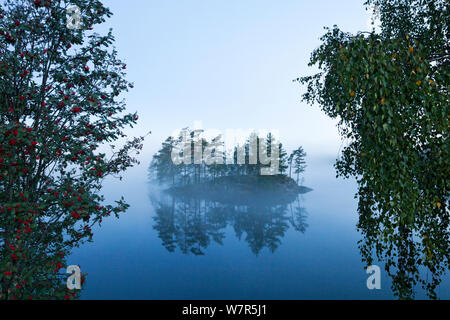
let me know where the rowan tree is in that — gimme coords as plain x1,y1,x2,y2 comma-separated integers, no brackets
0,0,145,299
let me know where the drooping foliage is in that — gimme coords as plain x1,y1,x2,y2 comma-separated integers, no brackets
299,0,449,299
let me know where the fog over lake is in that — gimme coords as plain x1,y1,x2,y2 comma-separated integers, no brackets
70,155,450,299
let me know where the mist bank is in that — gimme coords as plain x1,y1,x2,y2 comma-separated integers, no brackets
166,175,312,205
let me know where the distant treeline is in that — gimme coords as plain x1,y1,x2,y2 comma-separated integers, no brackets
149,128,306,186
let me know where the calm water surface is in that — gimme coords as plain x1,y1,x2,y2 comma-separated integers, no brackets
70,156,450,299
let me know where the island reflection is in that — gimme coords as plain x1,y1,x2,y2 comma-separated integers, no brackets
148,129,310,255
150,192,309,256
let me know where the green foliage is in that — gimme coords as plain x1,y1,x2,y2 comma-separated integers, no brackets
298,0,449,299
288,147,306,184
266,132,289,175
149,136,179,184
0,0,145,299
278,144,289,174
150,129,298,186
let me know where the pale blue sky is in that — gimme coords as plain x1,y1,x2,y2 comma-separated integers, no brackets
98,0,372,159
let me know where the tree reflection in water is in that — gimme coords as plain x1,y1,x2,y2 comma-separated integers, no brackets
151,193,308,256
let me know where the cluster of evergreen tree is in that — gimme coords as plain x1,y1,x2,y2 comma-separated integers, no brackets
149,128,307,186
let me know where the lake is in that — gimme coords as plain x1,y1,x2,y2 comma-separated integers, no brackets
70,155,450,299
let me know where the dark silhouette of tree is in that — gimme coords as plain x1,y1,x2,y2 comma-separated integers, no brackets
149,136,179,186
149,129,304,186
152,197,178,253
152,194,308,256
231,204,290,255
289,196,308,233
153,195,226,256
288,147,307,184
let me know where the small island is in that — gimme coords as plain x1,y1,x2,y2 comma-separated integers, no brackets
149,128,310,205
